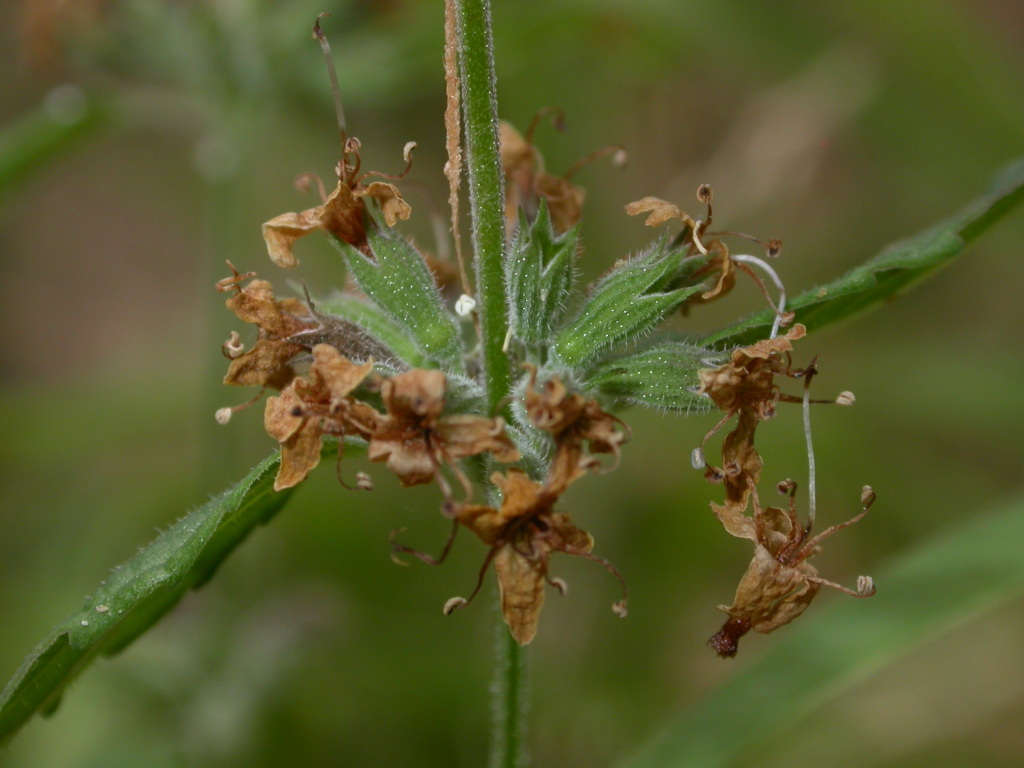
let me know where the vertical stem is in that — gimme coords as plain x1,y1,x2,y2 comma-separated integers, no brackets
491,613,529,768
452,2,526,765
454,0,510,415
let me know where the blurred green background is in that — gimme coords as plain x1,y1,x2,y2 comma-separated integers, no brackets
1,1,1023,766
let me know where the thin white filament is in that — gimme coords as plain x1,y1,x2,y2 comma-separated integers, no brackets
802,376,817,528
732,254,787,339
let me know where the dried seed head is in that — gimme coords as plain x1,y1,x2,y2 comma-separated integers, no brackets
612,148,629,168
222,331,245,359
214,407,233,425
443,596,468,615
766,239,782,258
355,471,373,491
612,600,628,618
836,391,856,406
403,141,417,164
696,183,713,204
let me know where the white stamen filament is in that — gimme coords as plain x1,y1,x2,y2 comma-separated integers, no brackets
731,253,787,339
691,220,709,255
802,376,817,528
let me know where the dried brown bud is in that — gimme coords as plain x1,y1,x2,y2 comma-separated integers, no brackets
696,183,713,204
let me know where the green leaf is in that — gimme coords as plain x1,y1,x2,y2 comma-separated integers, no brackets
314,292,426,367
619,494,1024,768
0,452,294,746
331,225,463,364
586,341,718,412
505,200,578,346
553,237,703,368
702,157,1024,348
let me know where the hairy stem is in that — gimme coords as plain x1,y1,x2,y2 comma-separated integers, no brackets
490,615,529,768
454,0,510,415
452,1,526,764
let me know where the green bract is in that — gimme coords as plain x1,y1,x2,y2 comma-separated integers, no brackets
587,342,718,413
333,225,462,365
552,236,703,368
505,201,578,347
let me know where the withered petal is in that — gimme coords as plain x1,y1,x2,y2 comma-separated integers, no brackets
355,181,412,227
224,340,302,389
494,545,546,646
435,415,520,463
624,196,691,228
274,419,324,491
264,386,305,442
310,344,373,401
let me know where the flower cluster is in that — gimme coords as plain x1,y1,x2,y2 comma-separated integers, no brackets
215,26,876,650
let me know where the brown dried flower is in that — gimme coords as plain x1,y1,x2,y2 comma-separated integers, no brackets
217,267,318,391
695,324,807,506
523,365,630,492
367,369,519,491
264,344,380,491
262,138,413,268
626,186,785,310
450,467,626,645
707,479,876,658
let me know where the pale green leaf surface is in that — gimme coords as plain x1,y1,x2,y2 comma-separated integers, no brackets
314,292,426,367
586,342,716,412
0,452,293,746
620,494,1024,768
332,226,462,364
702,157,1024,348
505,201,578,346
554,238,703,368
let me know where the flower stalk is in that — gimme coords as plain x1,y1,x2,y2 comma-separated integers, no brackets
452,1,527,764
454,0,510,415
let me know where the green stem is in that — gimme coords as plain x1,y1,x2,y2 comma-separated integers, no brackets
491,616,529,768
453,2,526,765
455,0,510,415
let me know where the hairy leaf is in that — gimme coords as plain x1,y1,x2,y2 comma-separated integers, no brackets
505,200,578,346
314,291,425,367
553,237,703,368
702,157,1024,348
332,226,462,364
586,342,718,412
620,494,1024,768
0,452,294,746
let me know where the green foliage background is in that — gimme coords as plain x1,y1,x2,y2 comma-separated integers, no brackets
1,1,1022,766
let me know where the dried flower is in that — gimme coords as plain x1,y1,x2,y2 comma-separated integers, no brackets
523,365,630,491
262,139,413,268
450,467,626,644
367,369,519,491
264,344,379,491
696,324,807,506
707,478,876,658
501,114,624,235
217,267,318,391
